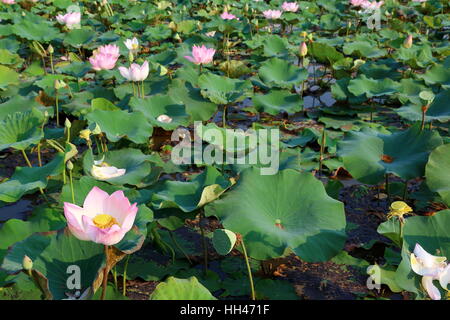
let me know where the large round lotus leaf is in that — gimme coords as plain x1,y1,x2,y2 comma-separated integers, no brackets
11,15,61,42
1,230,105,300
168,79,217,121
396,90,450,123
348,74,401,98
205,168,346,261
129,95,190,130
0,109,44,151
0,96,51,122
262,35,290,57
308,42,344,65
343,40,387,59
394,210,450,295
419,63,450,89
252,90,303,115
0,153,64,203
152,166,230,212
0,65,19,89
63,28,95,48
198,72,253,104
426,144,450,206
83,148,152,186
258,58,308,89
150,276,217,300
338,125,442,185
86,109,153,144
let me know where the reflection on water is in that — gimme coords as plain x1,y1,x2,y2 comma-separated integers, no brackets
0,199,32,227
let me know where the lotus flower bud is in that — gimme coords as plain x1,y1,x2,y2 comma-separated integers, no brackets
22,255,33,271
299,42,308,57
79,129,91,141
65,118,72,129
66,160,74,171
47,44,54,54
174,33,181,42
403,35,413,48
54,80,66,90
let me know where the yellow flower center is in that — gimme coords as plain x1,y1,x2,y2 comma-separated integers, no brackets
132,44,139,50
93,214,119,229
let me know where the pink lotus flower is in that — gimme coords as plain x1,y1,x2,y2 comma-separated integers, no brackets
118,61,149,82
64,187,138,246
281,2,299,12
89,44,120,71
1,0,15,4
56,12,81,29
184,45,216,65
263,9,282,19
221,11,239,20
360,0,384,10
350,0,365,6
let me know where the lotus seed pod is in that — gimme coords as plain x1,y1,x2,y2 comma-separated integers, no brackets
22,255,33,271
403,35,413,48
299,42,308,57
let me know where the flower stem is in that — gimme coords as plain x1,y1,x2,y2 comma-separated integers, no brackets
241,237,256,300
55,90,60,127
122,254,130,296
199,212,208,276
69,168,75,203
21,149,32,167
101,245,109,300
37,142,42,167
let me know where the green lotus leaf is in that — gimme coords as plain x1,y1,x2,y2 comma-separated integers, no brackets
0,153,64,203
198,72,253,105
0,96,50,122
205,168,346,261
168,79,217,121
12,15,61,42
83,148,152,186
262,35,290,57
309,42,344,65
395,210,450,295
150,276,217,300
425,144,450,206
212,229,237,255
258,58,308,89
396,90,450,123
129,95,190,130
338,125,442,185
419,64,450,89
343,41,387,59
90,98,120,112
152,166,230,212
1,230,105,300
0,65,19,89
86,109,153,144
358,59,402,80
63,28,95,48
395,45,434,69
348,74,400,98
0,49,23,67
253,90,303,115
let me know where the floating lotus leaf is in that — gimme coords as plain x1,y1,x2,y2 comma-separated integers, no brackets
252,90,303,115
205,168,346,261
258,58,308,89
86,110,153,144
83,148,152,186
348,74,401,98
150,276,217,300
129,95,190,130
0,65,19,89
338,125,442,185
419,63,450,89
425,144,450,206
309,42,344,65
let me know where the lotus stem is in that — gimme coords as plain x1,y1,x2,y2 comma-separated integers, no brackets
241,237,256,301
113,267,117,290
101,245,109,300
50,52,54,74
222,105,227,128
199,213,208,276
21,150,32,167
141,81,145,98
69,168,75,203
122,254,130,296
319,128,326,176
37,142,42,167
55,89,60,127
169,230,193,265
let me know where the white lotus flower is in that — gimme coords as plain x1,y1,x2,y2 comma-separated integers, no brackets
157,114,173,123
124,37,139,53
410,243,449,300
91,160,126,180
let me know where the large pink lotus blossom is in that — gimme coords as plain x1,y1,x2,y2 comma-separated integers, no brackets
263,9,282,19
184,45,216,65
118,61,149,82
281,2,299,12
56,12,81,29
350,0,365,6
221,11,239,20
89,44,120,71
64,187,138,246
1,0,15,4
360,0,384,10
